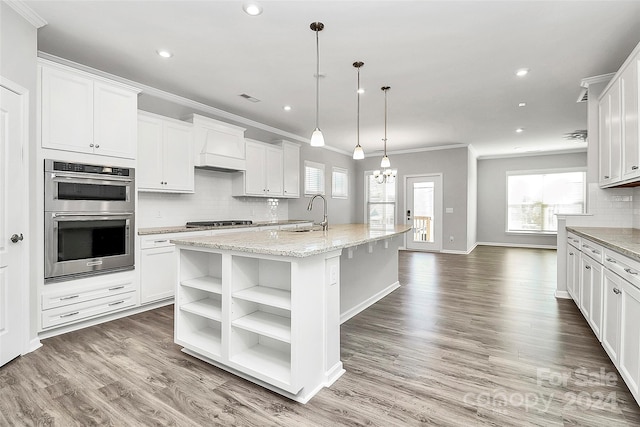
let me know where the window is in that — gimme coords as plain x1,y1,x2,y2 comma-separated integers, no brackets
332,167,349,199
366,171,396,228
507,169,586,233
304,161,325,196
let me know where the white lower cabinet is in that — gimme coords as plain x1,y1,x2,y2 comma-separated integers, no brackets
602,269,622,365
620,278,640,397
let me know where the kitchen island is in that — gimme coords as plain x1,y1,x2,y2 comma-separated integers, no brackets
171,224,411,403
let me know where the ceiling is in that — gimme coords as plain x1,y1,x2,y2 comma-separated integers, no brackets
24,1,640,157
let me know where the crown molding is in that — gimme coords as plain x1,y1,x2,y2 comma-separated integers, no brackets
477,147,587,160
364,143,469,158
4,0,47,28
580,73,615,88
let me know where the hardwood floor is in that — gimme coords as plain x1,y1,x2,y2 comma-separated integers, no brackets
2,246,640,426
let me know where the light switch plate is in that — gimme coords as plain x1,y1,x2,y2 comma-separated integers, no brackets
446,207,454,213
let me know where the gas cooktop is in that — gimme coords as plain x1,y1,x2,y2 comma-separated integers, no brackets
185,220,253,228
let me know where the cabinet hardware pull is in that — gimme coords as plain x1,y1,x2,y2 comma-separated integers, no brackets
604,175,610,179
624,268,638,275
109,301,124,306
569,252,574,256
592,250,600,254
633,166,639,170
585,265,591,270
89,143,94,148
60,311,79,318
606,258,616,263
60,295,79,300
613,288,621,295
95,144,100,148
109,286,125,291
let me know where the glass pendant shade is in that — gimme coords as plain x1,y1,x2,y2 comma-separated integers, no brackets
380,155,391,168
310,128,325,147
353,144,365,160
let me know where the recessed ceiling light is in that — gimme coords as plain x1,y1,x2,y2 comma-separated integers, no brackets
514,146,522,150
518,102,527,107
516,128,524,133
156,50,173,58
516,68,529,77
283,105,292,111
242,1,263,16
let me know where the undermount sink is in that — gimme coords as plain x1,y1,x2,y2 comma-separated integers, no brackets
287,226,324,232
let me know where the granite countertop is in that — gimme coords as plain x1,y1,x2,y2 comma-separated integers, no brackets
138,220,311,235
566,227,640,262
170,224,412,258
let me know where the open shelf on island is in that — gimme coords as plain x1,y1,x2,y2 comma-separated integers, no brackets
181,276,222,294
177,312,222,358
233,286,291,310
231,344,292,386
232,311,291,343
181,297,222,321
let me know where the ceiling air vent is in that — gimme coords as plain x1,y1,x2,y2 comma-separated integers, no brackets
576,87,588,103
564,129,587,141
239,93,261,103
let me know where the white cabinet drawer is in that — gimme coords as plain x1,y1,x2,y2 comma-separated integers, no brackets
42,279,136,310
140,236,174,249
42,291,138,329
581,240,604,264
567,232,582,249
604,249,640,289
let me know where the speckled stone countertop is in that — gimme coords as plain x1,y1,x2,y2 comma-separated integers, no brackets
171,224,412,258
138,220,311,235
567,227,640,262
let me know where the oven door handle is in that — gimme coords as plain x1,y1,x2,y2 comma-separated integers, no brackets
52,212,133,218
50,172,133,183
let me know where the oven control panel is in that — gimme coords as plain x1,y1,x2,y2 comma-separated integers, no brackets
51,161,131,176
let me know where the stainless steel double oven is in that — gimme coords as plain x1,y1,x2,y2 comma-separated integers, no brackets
44,159,135,283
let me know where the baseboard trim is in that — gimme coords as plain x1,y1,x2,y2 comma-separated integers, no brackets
555,290,572,299
340,281,400,324
38,298,174,340
477,242,557,250
441,244,477,255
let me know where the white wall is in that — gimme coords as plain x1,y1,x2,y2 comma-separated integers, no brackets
467,149,478,250
477,152,588,246
1,2,39,344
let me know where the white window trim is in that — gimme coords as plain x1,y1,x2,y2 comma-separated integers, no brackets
331,167,349,199
304,160,325,196
505,167,587,234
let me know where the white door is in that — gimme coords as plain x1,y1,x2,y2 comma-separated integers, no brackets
0,85,26,366
405,175,442,251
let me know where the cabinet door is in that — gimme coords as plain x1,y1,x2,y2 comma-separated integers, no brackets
622,59,640,181
244,142,267,195
599,94,612,185
41,66,94,153
265,145,283,196
94,81,138,159
566,246,576,299
610,82,623,183
137,114,164,190
163,121,194,192
589,261,604,340
572,248,581,305
620,280,640,397
580,255,593,320
602,270,622,365
140,246,176,304
283,143,300,198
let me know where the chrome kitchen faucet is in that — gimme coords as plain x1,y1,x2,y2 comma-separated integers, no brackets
307,194,328,231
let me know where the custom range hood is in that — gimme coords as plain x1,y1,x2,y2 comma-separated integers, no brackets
186,114,247,171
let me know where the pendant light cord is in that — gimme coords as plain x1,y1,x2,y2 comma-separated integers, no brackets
315,28,320,129
357,67,360,147
383,88,387,156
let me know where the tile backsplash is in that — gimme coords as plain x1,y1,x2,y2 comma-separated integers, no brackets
137,169,288,228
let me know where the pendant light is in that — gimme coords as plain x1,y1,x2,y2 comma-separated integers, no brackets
352,61,365,160
310,22,325,147
380,86,391,168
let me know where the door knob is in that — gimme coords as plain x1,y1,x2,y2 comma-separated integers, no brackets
10,233,23,243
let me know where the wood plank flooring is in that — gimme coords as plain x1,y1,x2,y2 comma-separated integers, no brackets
2,246,640,426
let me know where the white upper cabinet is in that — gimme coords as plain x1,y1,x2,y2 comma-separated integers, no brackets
138,111,194,193
233,139,283,197
282,141,300,198
40,60,140,159
622,58,640,181
599,43,640,187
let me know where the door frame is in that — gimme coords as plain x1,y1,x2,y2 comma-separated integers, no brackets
403,173,443,252
1,76,32,356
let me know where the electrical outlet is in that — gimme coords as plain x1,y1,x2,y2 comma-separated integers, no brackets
156,210,162,218
449,235,454,242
